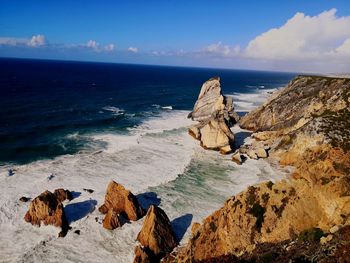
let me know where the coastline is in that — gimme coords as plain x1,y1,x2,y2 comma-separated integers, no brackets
0,92,290,262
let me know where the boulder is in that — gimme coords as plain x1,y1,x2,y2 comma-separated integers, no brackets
247,150,258,160
136,205,177,258
256,148,268,158
199,118,234,150
54,188,73,202
99,181,144,221
103,209,123,230
232,152,242,165
24,190,69,237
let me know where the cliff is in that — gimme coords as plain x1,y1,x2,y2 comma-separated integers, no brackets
168,75,350,262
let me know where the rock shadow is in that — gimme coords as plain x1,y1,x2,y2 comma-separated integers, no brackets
137,192,161,211
70,191,81,199
233,131,252,150
65,199,97,224
171,213,193,241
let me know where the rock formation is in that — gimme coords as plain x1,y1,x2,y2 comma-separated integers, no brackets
188,77,239,154
53,188,73,203
167,75,350,262
24,190,69,237
102,209,123,230
135,205,177,262
99,181,144,229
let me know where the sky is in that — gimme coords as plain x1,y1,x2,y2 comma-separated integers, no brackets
1,0,350,73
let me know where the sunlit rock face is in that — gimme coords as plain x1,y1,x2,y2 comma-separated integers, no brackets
188,77,239,154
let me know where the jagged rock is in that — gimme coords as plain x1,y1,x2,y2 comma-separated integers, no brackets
199,118,234,151
19,196,30,202
188,125,201,140
232,151,242,165
256,148,268,158
103,209,123,230
133,246,153,263
247,149,258,160
136,205,177,259
188,77,238,152
54,188,73,202
99,181,144,221
219,145,233,155
24,190,69,237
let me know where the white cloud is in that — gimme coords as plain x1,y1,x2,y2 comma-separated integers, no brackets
335,38,350,55
128,47,138,53
245,9,350,60
104,43,115,52
27,34,46,47
0,34,46,47
202,42,240,57
86,40,100,51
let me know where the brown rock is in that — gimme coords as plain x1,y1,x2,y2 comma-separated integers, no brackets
231,151,242,165
191,222,201,236
137,205,177,258
54,188,73,202
99,181,144,221
133,246,153,263
103,209,123,230
247,149,258,160
256,148,268,158
24,190,69,237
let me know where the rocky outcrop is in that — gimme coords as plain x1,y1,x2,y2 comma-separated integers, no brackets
169,75,350,262
54,188,73,203
102,209,123,230
24,190,69,237
135,205,177,262
99,181,144,229
188,77,239,154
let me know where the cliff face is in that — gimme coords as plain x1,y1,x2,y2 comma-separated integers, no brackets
170,76,350,262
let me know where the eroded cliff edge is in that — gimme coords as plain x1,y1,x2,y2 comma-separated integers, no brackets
168,75,350,262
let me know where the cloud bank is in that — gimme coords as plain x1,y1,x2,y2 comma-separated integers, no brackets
1,9,350,72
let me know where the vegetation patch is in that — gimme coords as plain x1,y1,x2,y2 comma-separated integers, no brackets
266,181,274,190
298,228,325,242
249,203,266,232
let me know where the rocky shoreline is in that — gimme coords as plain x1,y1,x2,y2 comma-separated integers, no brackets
167,75,350,262
20,75,350,262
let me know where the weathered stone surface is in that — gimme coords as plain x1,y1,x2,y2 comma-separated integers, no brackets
199,119,234,150
231,151,242,165
137,205,177,258
188,77,238,152
24,190,69,237
53,188,73,203
103,209,123,230
256,147,268,158
99,181,144,221
247,149,258,160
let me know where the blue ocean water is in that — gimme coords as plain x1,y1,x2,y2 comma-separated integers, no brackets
0,58,296,165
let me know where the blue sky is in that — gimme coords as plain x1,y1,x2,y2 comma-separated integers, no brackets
1,1,350,72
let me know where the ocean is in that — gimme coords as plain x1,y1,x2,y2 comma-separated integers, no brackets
0,58,295,262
